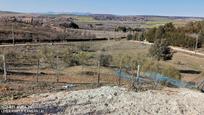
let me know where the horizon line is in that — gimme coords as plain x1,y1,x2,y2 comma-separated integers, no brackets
1,10,204,18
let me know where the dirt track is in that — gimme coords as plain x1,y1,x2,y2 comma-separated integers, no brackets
132,40,204,57
0,40,203,57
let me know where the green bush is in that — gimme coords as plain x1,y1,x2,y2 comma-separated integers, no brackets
59,21,79,29
141,58,181,80
141,59,160,73
99,54,113,66
149,39,173,61
115,26,127,32
198,31,204,47
161,65,181,80
144,22,203,48
138,33,145,41
127,34,133,40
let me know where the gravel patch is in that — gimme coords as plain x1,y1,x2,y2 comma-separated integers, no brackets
2,86,204,115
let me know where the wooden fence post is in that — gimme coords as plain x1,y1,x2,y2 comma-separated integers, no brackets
118,58,122,86
36,59,40,82
118,67,121,86
97,60,101,86
2,55,7,81
136,65,141,80
56,55,59,83
12,23,15,46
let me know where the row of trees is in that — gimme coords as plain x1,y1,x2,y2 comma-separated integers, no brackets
144,22,204,48
0,20,96,44
0,29,96,44
0,43,113,84
127,32,145,41
115,26,144,33
180,21,204,33
127,22,204,49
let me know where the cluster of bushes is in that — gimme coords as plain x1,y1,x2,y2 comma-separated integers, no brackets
179,21,204,33
142,59,181,80
113,53,181,80
39,45,94,68
149,39,173,61
127,32,145,41
144,22,204,48
38,44,114,69
59,21,79,29
99,53,113,67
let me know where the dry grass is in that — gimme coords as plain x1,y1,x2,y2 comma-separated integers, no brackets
74,29,128,39
161,52,204,82
7,65,120,84
0,40,204,103
0,85,10,92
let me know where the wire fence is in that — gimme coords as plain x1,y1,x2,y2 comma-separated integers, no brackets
0,42,202,91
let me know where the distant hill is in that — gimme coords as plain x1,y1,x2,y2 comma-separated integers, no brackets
0,11,20,14
89,14,204,21
0,10,203,21
0,11,37,17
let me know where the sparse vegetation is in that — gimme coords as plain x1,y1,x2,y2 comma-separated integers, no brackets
141,59,160,73
144,22,204,49
149,39,173,61
161,65,181,80
0,12,204,113
59,21,79,29
99,53,113,67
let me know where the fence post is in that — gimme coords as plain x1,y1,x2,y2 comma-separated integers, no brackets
131,68,135,88
56,55,59,83
118,68,121,86
195,37,198,54
136,65,141,80
36,59,40,82
118,58,122,86
12,23,15,46
2,55,7,81
97,60,101,86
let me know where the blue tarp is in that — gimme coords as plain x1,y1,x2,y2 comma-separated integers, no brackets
115,70,197,89
144,72,197,89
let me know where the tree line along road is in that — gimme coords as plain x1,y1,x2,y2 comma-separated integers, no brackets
131,40,204,57
0,41,203,57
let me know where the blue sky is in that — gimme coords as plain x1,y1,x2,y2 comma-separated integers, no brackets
0,0,203,17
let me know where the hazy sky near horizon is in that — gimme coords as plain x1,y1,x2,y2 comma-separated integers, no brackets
0,0,203,17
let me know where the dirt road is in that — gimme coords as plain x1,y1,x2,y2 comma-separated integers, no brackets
0,41,204,57
132,40,204,57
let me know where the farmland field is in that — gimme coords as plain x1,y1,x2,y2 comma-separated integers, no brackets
0,40,203,104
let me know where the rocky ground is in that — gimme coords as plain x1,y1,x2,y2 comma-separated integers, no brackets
1,86,204,115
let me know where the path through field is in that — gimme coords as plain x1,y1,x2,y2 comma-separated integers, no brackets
132,40,204,57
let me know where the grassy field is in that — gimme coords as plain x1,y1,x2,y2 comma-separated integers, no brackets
0,40,203,103
74,15,192,29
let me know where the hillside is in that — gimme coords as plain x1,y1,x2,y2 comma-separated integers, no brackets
90,14,204,21
1,11,203,30
1,1,204,114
